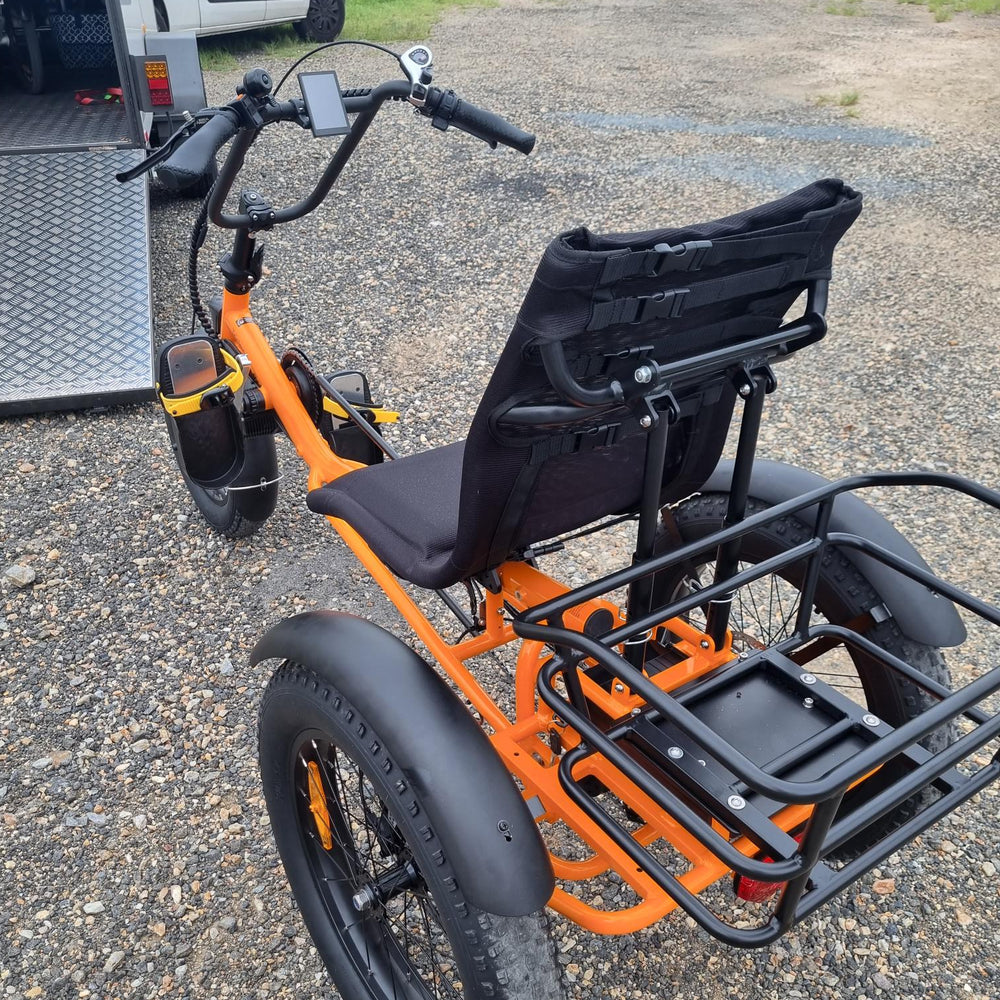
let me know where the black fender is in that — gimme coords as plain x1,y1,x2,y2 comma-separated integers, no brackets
251,610,555,916
699,459,966,648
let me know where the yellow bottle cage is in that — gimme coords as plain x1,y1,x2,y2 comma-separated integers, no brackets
158,349,245,418
322,397,400,424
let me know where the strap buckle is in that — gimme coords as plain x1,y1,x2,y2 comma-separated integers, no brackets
635,288,689,323
651,240,712,274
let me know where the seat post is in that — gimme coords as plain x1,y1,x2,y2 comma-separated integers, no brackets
705,369,771,648
625,411,673,666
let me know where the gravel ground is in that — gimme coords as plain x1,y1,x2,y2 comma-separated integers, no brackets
3,1,1000,998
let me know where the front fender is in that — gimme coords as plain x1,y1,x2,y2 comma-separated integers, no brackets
251,610,555,916
701,459,966,647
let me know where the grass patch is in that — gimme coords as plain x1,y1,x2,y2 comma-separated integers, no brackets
197,0,497,73
826,0,866,14
899,0,1000,20
343,0,497,42
199,25,309,73
814,89,862,109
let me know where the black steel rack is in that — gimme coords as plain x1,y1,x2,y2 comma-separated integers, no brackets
514,471,1000,946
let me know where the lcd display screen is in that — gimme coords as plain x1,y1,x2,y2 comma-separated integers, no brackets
298,71,351,137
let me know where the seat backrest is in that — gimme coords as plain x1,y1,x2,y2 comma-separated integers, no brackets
448,179,863,580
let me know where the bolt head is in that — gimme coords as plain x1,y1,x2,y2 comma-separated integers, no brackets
667,746,684,760
803,697,815,709
700,639,711,649
800,672,817,685
727,794,746,811
634,366,653,384
631,707,642,716
614,682,624,692
862,713,881,727
738,383,752,398
639,414,652,429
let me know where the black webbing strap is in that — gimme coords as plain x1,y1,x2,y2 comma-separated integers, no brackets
598,230,820,284
588,257,808,331
485,423,621,568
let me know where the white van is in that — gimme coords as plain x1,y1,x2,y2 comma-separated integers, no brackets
152,0,344,42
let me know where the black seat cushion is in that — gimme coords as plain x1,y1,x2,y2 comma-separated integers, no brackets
307,442,467,590
309,180,862,591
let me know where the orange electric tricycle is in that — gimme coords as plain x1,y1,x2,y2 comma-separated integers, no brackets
122,44,1000,1000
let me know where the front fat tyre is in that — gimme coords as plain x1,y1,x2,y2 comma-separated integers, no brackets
654,493,953,858
259,662,564,1000
183,434,279,539
294,0,345,42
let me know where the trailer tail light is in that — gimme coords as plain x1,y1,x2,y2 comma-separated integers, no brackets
144,59,173,107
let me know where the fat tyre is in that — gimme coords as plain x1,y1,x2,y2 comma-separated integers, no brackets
294,0,345,42
259,662,564,1000
655,493,953,857
183,434,279,538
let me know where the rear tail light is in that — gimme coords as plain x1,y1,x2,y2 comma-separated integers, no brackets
144,59,173,108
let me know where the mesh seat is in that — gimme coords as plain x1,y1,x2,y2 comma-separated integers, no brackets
308,179,862,589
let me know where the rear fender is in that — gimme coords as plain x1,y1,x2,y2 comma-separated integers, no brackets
251,610,555,916
699,459,966,647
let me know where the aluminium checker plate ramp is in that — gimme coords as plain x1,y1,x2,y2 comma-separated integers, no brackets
0,149,155,417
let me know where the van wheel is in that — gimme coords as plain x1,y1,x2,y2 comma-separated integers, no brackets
154,0,168,32
294,0,345,42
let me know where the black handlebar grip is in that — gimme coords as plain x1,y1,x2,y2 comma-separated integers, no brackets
450,99,536,155
157,111,240,191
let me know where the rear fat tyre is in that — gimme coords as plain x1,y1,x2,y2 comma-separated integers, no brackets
654,493,953,858
182,434,279,539
258,662,565,1000
294,0,345,42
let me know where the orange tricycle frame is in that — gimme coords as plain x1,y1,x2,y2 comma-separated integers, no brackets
216,286,812,936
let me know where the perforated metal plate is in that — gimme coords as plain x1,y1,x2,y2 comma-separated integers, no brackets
0,149,154,416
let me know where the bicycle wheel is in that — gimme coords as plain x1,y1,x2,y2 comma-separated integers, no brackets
652,492,952,856
259,662,564,1000
182,434,279,538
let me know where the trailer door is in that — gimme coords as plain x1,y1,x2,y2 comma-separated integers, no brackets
0,0,154,416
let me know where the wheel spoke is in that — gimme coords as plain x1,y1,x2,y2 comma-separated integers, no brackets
290,730,462,999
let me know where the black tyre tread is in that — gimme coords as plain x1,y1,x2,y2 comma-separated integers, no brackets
180,435,278,539
659,493,952,857
186,482,267,538
259,662,565,1000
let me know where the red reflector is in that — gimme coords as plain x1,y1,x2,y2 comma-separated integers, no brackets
733,832,804,903
734,872,785,903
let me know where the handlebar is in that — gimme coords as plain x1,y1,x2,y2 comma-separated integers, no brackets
143,68,535,228
422,87,536,155
157,109,240,191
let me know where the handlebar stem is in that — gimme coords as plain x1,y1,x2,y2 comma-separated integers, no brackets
208,80,412,231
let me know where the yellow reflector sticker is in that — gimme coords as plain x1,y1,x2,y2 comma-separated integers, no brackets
306,760,333,850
